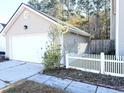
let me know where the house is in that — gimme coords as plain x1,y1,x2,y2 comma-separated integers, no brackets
111,0,124,56
0,23,6,52
1,3,90,63
0,23,6,32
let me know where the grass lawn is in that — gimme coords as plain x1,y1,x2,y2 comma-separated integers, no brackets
1,80,69,93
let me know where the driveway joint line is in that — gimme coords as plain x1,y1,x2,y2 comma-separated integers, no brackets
64,80,73,90
24,72,41,80
0,62,26,72
42,75,53,84
94,86,99,93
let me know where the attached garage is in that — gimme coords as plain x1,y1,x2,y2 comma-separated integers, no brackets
2,4,52,63
1,4,90,63
11,34,48,63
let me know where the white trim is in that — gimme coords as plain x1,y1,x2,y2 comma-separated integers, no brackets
24,6,91,36
2,4,58,35
23,5,58,25
2,6,25,35
66,53,124,77
2,4,90,37
68,66,100,74
116,0,119,56
68,27,90,37
110,0,113,39
9,36,13,59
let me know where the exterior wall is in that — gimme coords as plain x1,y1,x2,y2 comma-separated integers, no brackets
5,35,11,58
0,24,4,32
110,0,116,40
0,35,5,51
0,25,5,52
116,0,124,56
63,32,89,54
6,10,51,35
6,9,52,58
5,7,89,62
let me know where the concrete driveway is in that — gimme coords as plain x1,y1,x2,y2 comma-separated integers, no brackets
0,60,43,89
0,61,123,93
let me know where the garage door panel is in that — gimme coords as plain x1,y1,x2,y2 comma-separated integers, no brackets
11,34,48,63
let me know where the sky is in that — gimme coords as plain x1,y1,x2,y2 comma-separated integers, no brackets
0,0,29,23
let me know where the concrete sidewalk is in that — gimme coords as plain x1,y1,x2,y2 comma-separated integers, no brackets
28,74,124,93
0,61,123,93
0,61,43,89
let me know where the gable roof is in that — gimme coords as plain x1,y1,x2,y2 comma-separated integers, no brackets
1,3,90,37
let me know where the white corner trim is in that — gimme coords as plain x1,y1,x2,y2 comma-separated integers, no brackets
2,5,25,35
116,0,119,56
2,4,58,35
23,5,58,25
110,0,113,40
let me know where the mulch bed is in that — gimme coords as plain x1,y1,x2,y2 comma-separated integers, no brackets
1,80,69,93
43,67,124,91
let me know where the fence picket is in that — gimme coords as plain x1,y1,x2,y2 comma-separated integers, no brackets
117,62,119,74
66,53,124,77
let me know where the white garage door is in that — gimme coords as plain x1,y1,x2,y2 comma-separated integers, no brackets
11,34,48,63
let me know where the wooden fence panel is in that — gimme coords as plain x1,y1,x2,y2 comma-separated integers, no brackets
86,40,115,54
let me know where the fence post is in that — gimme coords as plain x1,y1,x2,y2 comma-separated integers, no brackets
66,53,69,68
101,52,105,74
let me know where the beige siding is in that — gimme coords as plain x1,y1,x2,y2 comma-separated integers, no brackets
6,35,13,59
6,9,52,58
7,9,51,35
63,32,89,54
5,8,89,59
0,35,5,51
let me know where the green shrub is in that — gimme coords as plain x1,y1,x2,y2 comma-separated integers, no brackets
43,25,61,70
43,44,61,70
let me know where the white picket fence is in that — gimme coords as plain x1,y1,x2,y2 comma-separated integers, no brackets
66,52,124,77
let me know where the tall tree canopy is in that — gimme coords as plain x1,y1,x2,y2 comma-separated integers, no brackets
28,0,110,39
